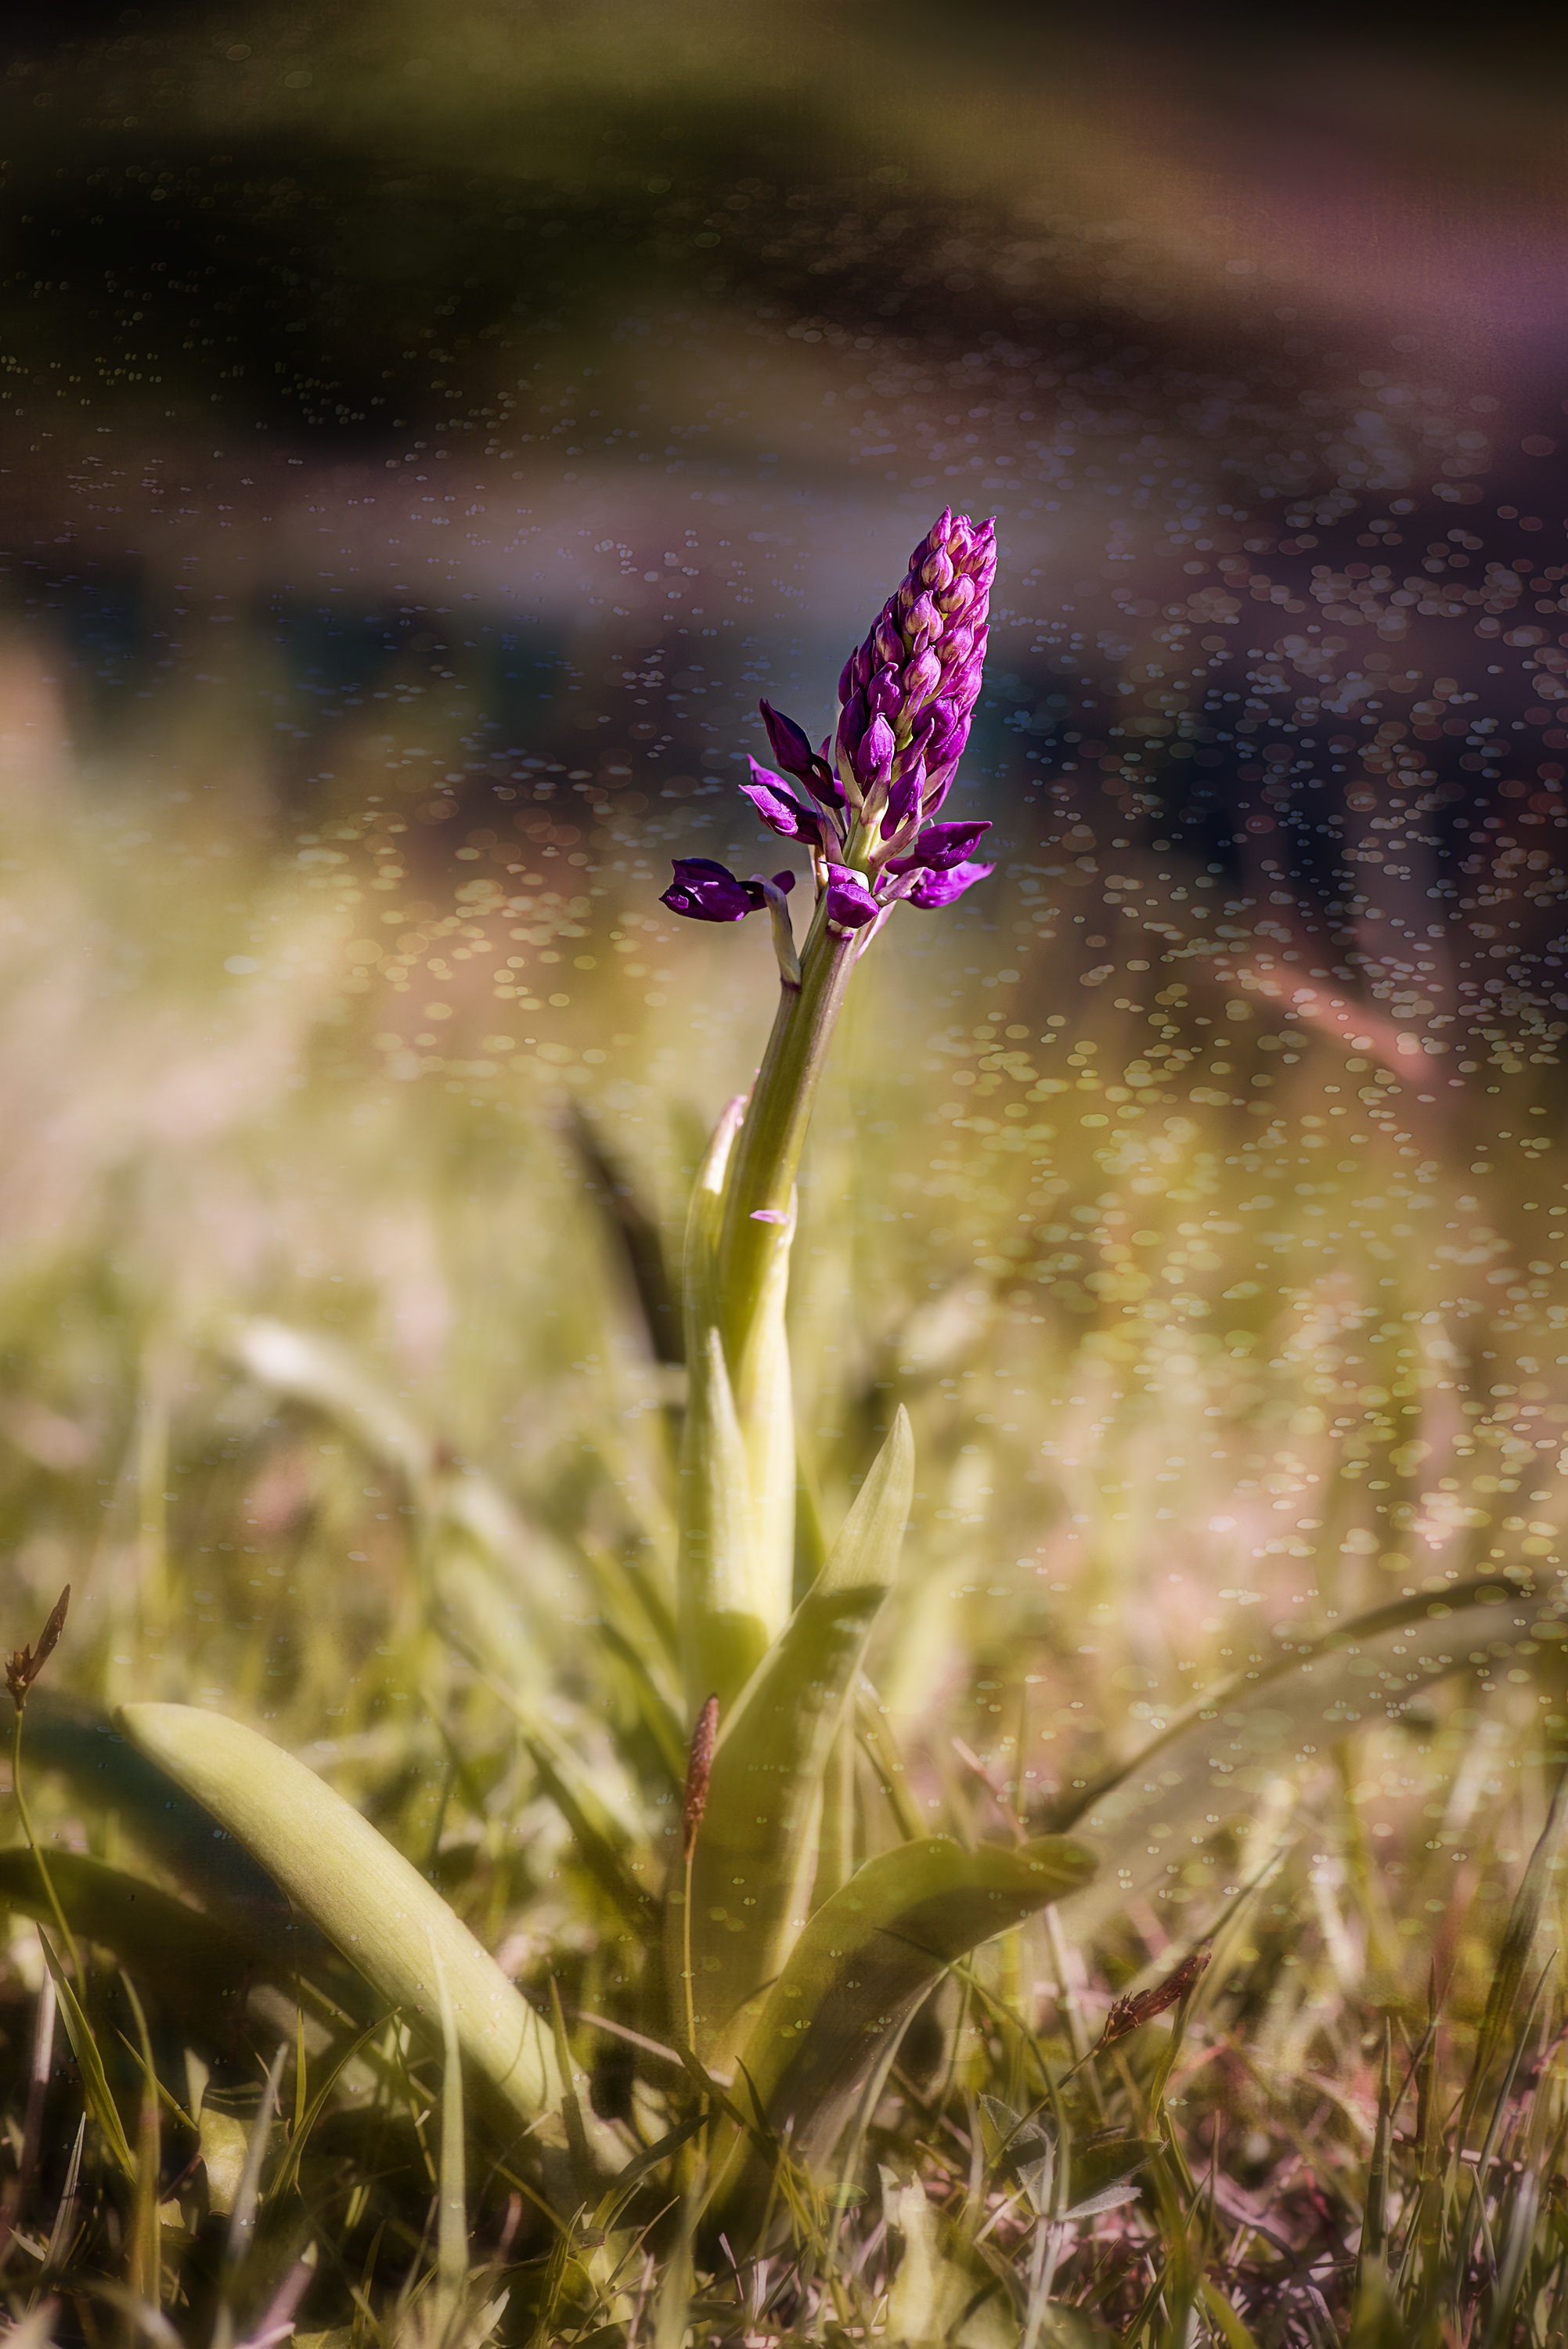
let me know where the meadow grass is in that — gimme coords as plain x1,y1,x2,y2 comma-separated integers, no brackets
1,648,1566,2347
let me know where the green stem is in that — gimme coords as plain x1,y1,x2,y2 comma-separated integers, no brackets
11,1703,81,1981
716,907,858,1369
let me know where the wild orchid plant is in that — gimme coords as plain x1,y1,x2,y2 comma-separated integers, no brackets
27,516,1556,2311
112,512,1095,2222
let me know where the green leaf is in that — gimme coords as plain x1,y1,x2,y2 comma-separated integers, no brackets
675,1409,914,2066
708,1831,1094,2225
26,1692,375,2026
1054,1576,1552,1935
1058,2131,1161,2220
677,1325,764,1712
116,1702,622,2168
0,1846,349,2044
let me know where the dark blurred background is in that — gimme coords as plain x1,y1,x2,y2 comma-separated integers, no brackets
5,1,1568,1047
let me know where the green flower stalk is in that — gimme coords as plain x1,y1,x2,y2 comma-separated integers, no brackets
661,507,997,1715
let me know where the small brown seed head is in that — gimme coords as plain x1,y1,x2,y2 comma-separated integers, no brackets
5,1585,70,1714
682,1693,719,1861
1096,1946,1210,2052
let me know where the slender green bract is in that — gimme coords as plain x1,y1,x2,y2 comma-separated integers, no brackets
117,1702,620,2166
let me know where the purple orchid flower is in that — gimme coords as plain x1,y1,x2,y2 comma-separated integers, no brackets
661,510,996,955
759,699,845,810
741,760,827,845
904,857,994,910
823,865,880,931
662,858,796,923
887,819,992,875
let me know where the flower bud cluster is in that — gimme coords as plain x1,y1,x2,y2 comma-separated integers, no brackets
661,510,997,940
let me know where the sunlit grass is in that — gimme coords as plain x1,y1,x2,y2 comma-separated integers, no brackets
3,651,1568,2341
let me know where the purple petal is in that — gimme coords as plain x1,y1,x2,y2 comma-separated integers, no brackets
880,759,926,839
759,699,818,782
906,858,994,909
661,857,762,922
824,864,881,929
889,819,993,874
741,761,821,842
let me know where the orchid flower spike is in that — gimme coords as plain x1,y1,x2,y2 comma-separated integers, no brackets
660,511,997,948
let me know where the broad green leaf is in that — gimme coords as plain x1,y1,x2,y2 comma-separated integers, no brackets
1053,1576,1553,1936
26,1690,368,2016
117,1702,622,2169
674,1409,914,2066
0,1846,349,2044
708,1831,1094,2224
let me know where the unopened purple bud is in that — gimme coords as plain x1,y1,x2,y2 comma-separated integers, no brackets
824,865,880,930
838,644,871,705
867,665,903,720
921,699,966,770
872,609,903,669
662,857,765,922
905,591,941,649
910,508,952,571
906,857,993,909
741,761,823,843
902,646,942,705
921,546,955,593
838,687,867,758
857,713,896,786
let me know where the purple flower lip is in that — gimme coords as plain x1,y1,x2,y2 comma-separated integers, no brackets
904,857,993,910
823,864,880,931
661,857,795,923
887,819,992,875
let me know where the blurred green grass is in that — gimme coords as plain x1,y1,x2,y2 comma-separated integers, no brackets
3,630,1567,2336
